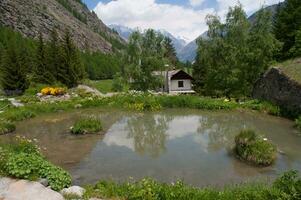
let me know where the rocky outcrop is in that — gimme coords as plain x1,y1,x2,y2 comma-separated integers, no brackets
0,0,125,53
253,67,301,115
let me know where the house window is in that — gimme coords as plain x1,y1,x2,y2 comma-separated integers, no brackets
178,81,184,88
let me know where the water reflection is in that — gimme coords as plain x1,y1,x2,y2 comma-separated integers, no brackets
126,114,171,157
1,109,300,187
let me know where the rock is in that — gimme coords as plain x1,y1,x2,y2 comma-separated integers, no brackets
89,198,103,200
74,104,82,109
37,178,49,187
76,85,103,97
0,178,64,200
60,186,86,198
8,98,24,107
253,67,301,115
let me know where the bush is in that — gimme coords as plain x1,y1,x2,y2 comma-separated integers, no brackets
0,136,71,191
71,117,103,134
0,120,15,135
235,130,277,166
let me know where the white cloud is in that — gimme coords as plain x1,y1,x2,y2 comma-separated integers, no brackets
189,0,205,7
94,0,213,42
94,0,284,42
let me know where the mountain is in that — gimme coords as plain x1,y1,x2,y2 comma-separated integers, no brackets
109,24,135,41
178,3,284,63
109,24,187,57
0,0,125,53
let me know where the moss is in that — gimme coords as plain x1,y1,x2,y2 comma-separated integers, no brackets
235,130,277,166
71,117,103,134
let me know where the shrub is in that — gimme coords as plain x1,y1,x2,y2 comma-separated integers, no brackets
71,117,103,134
0,120,16,135
41,87,66,96
295,116,301,130
0,137,71,191
235,130,277,166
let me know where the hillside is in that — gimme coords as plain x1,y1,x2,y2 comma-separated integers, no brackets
0,0,125,53
277,58,301,84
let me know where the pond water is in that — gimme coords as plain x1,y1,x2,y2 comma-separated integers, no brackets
1,109,301,187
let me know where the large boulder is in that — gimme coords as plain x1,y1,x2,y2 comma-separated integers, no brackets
253,67,301,116
0,178,64,200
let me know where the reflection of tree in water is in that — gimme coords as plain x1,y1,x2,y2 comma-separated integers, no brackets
126,113,172,158
197,113,252,152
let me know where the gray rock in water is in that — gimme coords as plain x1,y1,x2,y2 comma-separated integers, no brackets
0,178,64,200
60,186,86,198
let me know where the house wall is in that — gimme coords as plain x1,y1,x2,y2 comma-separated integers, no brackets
170,79,192,92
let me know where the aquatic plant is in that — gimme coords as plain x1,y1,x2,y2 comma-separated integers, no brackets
71,117,103,134
0,120,15,135
234,130,277,166
0,136,71,191
84,171,301,200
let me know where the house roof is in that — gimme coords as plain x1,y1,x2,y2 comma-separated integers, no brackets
153,70,193,80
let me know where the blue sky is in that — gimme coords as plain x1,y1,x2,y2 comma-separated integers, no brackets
86,0,284,42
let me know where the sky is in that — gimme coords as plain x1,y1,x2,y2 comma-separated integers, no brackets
83,0,284,42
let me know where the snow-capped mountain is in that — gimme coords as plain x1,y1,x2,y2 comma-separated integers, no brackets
109,24,188,57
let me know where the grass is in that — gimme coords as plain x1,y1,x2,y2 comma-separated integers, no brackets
234,130,277,166
277,57,301,84
83,79,113,94
71,117,103,134
83,171,301,200
0,94,280,128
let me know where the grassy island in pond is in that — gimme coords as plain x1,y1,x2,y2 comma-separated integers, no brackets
71,117,103,134
235,130,277,166
0,121,15,135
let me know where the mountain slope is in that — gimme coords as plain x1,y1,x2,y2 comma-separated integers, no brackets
0,0,125,53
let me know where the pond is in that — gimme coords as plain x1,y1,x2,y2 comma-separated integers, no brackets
1,108,301,187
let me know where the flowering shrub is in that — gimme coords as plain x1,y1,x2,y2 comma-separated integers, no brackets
41,87,66,96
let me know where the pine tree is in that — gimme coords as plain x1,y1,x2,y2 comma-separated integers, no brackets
47,28,60,81
274,0,301,60
163,37,178,65
59,30,85,88
33,33,54,84
0,38,27,95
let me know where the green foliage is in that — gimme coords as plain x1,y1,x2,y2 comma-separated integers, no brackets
0,120,15,135
55,0,87,24
84,172,301,200
274,0,301,60
71,117,103,134
81,51,122,80
194,4,279,97
58,30,85,88
0,137,71,191
0,28,30,95
126,29,178,91
295,116,301,130
235,130,277,166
